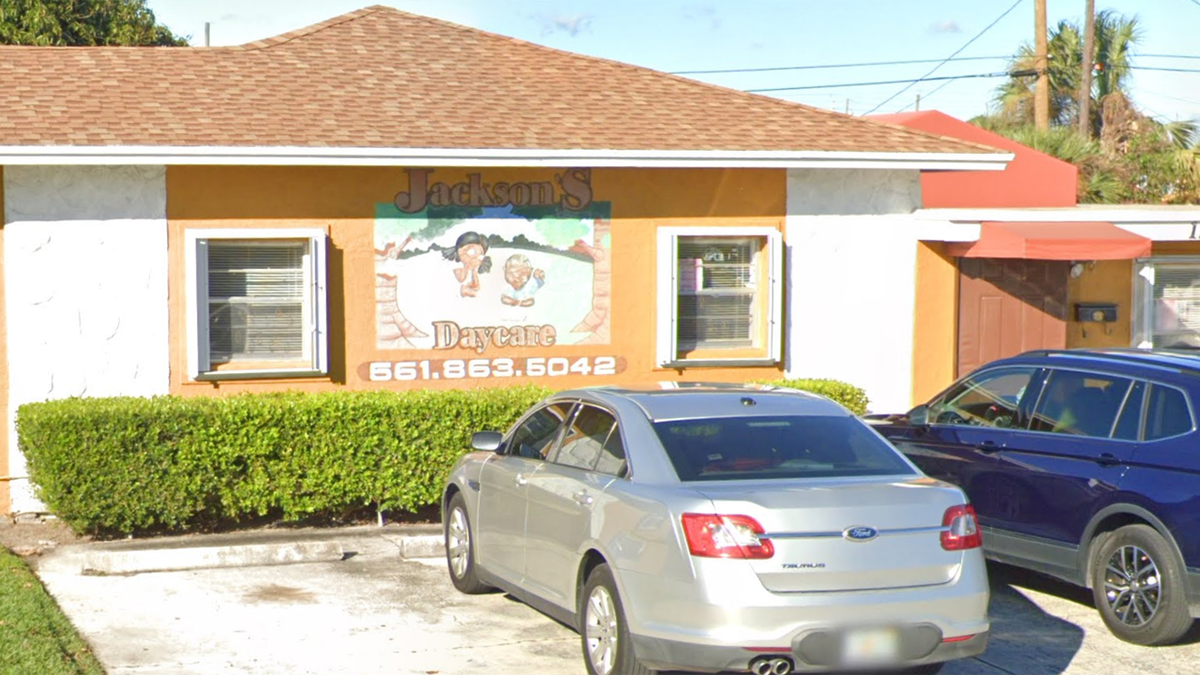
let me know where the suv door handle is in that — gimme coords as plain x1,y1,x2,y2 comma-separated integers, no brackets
975,440,1002,453
1096,453,1121,466
515,473,528,486
573,491,593,506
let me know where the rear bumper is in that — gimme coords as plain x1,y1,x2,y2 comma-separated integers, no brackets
632,630,989,673
619,549,990,673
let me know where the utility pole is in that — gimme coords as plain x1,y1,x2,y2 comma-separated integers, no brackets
1078,0,1096,137
1034,0,1050,130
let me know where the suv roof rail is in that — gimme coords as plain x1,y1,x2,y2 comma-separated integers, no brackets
1015,347,1200,378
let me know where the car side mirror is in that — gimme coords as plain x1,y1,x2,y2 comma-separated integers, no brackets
907,404,930,427
471,431,504,452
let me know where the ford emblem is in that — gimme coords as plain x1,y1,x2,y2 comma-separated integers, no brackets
843,526,879,542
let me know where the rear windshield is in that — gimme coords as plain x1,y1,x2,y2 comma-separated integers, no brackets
653,415,916,482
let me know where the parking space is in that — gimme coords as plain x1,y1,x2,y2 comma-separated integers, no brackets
30,530,1200,675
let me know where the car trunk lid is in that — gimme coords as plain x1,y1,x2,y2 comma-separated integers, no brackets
693,477,968,593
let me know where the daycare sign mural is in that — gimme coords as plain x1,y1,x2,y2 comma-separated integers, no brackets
367,169,621,383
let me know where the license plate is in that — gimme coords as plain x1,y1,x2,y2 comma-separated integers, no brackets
841,627,899,666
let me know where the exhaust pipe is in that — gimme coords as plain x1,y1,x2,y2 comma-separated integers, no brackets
749,656,793,675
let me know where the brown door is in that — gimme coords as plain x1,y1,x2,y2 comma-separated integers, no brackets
957,258,1069,377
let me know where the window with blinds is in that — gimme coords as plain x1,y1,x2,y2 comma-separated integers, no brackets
1146,262,1200,349
207,241,307,362
676,237,760,350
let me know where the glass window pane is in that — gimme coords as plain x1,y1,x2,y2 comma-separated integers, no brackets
1145,385,1193,440
596,426,627,477
653,415,915,482
509,403,574,460
676,237,761,350
1150,263,1200,349
554,406,616,471
208,241,306,362
930,368,1036,428
1113,381,1146,441
1030,370,1131,438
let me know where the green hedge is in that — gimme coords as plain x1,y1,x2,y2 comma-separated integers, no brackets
760,378,870,415
18,387,548,536
17,377,866,537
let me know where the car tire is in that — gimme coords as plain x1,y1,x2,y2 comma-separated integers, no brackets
444,492,490,594
1089,523,1193,645
580,564,653,675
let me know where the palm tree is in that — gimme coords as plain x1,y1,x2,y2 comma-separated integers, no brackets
992,11,1140,132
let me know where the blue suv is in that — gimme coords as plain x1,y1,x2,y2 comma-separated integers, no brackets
873,349,1200,645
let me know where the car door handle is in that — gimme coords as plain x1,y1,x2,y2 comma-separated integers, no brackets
1096,453,1122,466
572,491,593,506
515,473,528,486
975,441,1002,453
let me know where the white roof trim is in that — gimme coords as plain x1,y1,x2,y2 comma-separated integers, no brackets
0,145,1012,170
915,207,1200,223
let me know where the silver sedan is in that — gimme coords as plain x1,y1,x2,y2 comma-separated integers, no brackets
441,384,989,674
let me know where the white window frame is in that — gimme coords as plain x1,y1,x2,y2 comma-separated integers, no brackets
656,226,783,367
185,228,329,381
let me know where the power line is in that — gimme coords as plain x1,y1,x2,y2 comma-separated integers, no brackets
748,71,1025,94
1141,53,1200,60
671,55,1009,76
893,78,958,114
865,0,1026,115
1129,65,1200,74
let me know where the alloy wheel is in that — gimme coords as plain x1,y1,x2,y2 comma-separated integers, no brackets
447,507,470,579
1103,544,1161,626
585,586,618,675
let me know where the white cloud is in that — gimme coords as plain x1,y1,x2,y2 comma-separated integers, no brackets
930,19,961,34
537,13,594,37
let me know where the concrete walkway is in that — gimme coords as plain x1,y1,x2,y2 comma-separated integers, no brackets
28,525,1200,674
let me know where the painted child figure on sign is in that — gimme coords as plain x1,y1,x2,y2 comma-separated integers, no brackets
444,231,492,297
501,254,546,307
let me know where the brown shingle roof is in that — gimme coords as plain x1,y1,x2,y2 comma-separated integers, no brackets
0,5,998,155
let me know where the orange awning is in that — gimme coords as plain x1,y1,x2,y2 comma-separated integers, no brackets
947,221,1152,260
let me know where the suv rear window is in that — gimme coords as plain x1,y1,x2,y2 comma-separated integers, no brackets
653,415,916,482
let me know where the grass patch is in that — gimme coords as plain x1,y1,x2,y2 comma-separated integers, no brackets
0,549,105,675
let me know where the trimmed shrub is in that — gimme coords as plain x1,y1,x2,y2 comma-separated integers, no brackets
17,386,548,536
758,378,870,415
17,376,868,536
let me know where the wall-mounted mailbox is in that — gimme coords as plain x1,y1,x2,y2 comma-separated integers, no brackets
1076,303,1118,323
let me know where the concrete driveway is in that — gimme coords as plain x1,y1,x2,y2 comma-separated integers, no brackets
29,526,1200,675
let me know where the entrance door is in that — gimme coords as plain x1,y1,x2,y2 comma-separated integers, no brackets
957,259,1069,377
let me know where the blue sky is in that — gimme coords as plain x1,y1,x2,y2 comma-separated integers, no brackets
145,0,1200,124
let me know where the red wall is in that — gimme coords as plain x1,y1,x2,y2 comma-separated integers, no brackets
871,111,1077,208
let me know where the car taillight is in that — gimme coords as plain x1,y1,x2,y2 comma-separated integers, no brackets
941,504,982,551
681,513,774,559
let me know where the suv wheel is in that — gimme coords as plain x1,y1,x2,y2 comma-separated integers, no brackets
1089,524,1193,645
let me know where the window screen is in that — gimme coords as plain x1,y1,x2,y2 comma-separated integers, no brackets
676,237,760,349
208,241,306,362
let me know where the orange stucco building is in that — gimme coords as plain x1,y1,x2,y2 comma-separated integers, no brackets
0,7,1015,513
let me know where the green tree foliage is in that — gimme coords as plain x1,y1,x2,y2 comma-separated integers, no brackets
994,10,1140,130
0,0,186,46
977,10,1199,204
